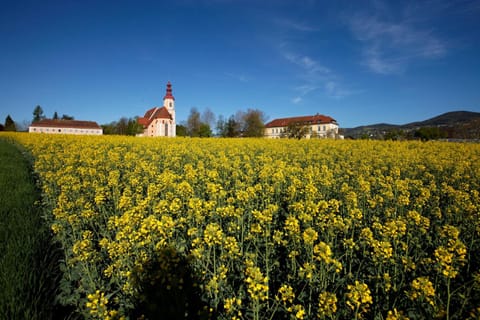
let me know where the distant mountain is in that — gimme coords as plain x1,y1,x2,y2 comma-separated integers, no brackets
404,111,480,128
343,111,480,139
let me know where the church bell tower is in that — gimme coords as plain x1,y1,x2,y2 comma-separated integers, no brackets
163,81,176,136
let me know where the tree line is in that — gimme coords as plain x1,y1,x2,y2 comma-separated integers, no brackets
177,107,266,138
1,105,268,137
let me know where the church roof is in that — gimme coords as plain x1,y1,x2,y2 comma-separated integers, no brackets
29,119,101,129
138,106,172,127
265,114,337,128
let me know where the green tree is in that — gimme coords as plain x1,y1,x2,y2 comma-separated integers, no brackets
241,109,266,137
4,115,17,131
61,114,74,120
199,123,212,137
414,127,447,141
32,105,44,122
384,129,405,141
217,115,241,137
53,112,59,120
127,117,144,136
282,121,309,139
176,124,187,137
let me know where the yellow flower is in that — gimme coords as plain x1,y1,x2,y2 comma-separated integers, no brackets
245,260,269,302
204,223,224,247
302,227,318,246
86,290,109,317
408,276,435,307
318,291,337,318
276,284,295,305
346,281,373,315
386,308,409,320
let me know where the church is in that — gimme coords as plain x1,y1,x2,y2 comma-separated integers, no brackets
138,82,176,137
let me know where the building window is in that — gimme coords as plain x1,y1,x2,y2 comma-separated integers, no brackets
165,123,168,136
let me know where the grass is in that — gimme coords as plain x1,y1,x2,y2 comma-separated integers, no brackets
0,139,71,319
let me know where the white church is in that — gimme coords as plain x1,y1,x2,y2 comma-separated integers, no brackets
138,82,176,137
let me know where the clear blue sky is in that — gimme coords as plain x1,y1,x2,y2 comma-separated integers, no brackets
1,0,479,129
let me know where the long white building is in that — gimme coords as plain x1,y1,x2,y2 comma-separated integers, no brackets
29,119,103,135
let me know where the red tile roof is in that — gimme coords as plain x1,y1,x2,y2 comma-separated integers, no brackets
265,114,337,128
29,119,101,129
138,106,172,127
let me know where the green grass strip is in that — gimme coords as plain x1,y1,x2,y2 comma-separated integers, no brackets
0,140,69,319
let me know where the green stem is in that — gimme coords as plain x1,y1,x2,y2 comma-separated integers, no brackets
446,277,451,320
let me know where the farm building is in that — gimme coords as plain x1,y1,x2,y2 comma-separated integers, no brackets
265,114,339,138
28,119,103,135
137,82,176,137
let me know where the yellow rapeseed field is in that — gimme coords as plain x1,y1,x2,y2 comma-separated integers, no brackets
3,132,480,319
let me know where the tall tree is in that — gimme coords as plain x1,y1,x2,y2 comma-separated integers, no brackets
217,114,242,137
187,107,202,137
32,105,44,122
127,117,144,136
242,108,266,137
4,115,17,131
201,108,216,129
226,116,241,137
216,115,226,137
53,111,59,120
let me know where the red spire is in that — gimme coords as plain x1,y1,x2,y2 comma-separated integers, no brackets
163,81,175,100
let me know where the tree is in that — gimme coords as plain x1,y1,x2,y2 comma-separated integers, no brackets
4,115,17,131
282,121,309,139
176,124,188,137
33,105,44,122
101,117,144,136
199,123,213,137
53,111,59,120
384,129,405,141
61,114,74,120
414,127,447,141
216,115,226,137
127,117,144,136
225,116,241,137
201,108,216,129
241,109,266,137
187,108,202,137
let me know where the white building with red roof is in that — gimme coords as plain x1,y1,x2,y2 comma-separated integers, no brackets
138,82,176,137
265,114,339,139
29,119,103,135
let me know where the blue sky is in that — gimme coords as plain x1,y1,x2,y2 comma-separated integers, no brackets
1,0,479,129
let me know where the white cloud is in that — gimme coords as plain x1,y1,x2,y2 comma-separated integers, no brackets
292,96,302,104
282,50,355,100
348,11,447,74
284,52,330,75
